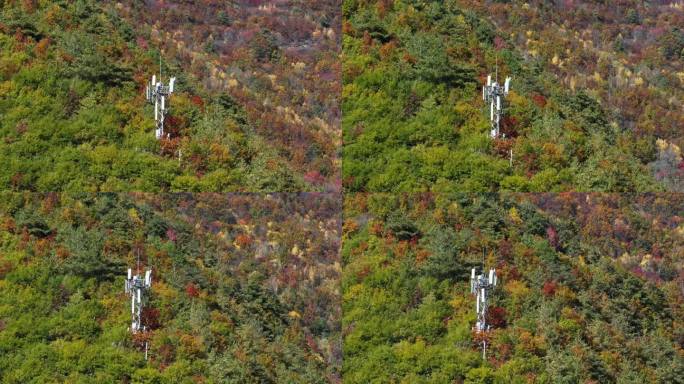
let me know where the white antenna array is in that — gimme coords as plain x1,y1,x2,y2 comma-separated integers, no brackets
470,266,497,359
145,61,176,140
125,268,153,359
482,73,511,139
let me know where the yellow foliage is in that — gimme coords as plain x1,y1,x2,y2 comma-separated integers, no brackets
541,142,564,165
291,244,303,257
656,139,682,160
676,225,684,237
509,207,522,225
676,72,684,84
0,81,15,97
505,279,530,300
506,91,527,109
454,100,477,120
640,253,653,269
449,295,467,310
153,281,178,302
555,285,576,303
179,334,204,358
343,283,364,301
288,310,301,319
128,208,142,226
209,142,231,164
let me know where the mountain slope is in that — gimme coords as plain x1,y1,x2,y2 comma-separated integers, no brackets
0,1,308,192
342,193,684,383
460,0,684,191
0,193,341,383
114,0,342,191
342,0,670,192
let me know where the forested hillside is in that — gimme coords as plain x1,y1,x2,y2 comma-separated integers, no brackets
0,1,337,192
115,0,342,191
461,0,684,191
342,0,677,192
0,193,341,383
343,193,684,383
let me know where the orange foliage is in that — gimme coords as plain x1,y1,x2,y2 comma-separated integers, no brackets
234,233,252,248
34,38,50,58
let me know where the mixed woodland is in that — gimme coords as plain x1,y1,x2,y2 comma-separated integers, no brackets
114,0,342,191
343,0,683,192
0,0,339,192
343,193,684,383
115,0,341,190
0,193,341,383
2,1,684,383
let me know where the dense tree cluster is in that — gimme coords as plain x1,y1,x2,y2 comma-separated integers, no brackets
460,0,684,191
342,193,684,383
342,0,672,192
0,193,341,383
0,1,314,192
114,0,342,191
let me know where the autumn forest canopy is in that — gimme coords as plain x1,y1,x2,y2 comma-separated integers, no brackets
342,0,684,192
0,0,341,192
342,193,684,383
1,0,684,383
0,192,341,383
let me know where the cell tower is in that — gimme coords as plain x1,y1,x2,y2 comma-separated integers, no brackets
482,72,511,139
145,59,176,140
125,268,152,358
470,266,497,359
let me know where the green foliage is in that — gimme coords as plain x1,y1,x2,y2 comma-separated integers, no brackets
660,28,684,60
343,1,666,192
0,193,341,382
0,1,307,192
404,32,476,88
342,193,684,383
420,225,468,280
58,225,123,279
